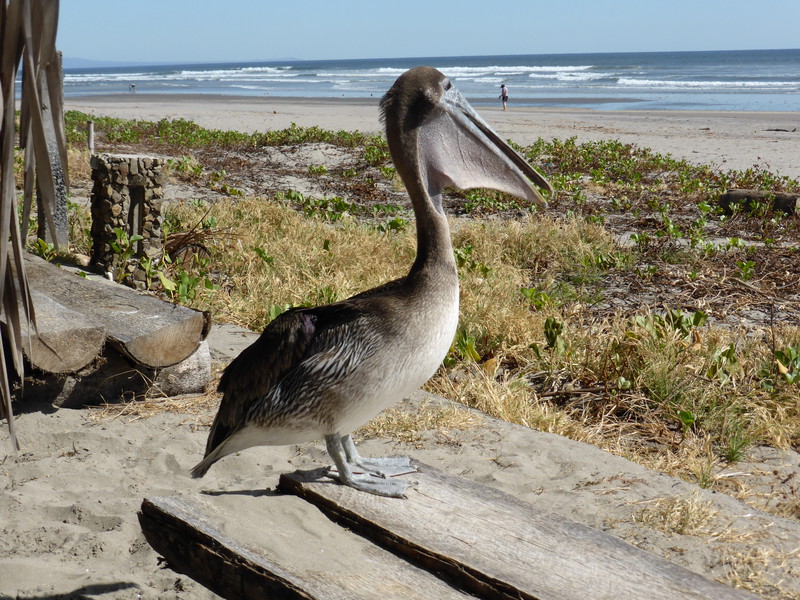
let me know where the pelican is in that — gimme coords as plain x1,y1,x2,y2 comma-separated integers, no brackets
191,66,551,497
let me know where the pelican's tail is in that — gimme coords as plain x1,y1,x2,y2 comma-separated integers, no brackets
190,425,261,478
190,449,222,479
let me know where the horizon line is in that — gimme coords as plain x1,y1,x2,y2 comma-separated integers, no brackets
63,47,800,70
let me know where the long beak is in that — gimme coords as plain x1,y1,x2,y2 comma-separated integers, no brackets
418,86,552,206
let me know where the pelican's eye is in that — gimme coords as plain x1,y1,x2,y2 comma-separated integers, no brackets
441,78,452,92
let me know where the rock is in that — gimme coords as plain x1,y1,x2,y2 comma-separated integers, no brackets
154,340,212,396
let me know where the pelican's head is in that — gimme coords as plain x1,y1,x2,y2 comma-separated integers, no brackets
380,67,551,213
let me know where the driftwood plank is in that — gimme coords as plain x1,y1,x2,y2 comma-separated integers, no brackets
15,290,105,373
139,494,472,600
718,189,799,215
279,462,757,600
23,253,207,368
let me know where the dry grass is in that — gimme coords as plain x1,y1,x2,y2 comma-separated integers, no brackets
626,493,799,598
88,371,223,428
167,197,414,330
67,146,93,184
356,399,480,445
721,545,800,599
631,493,721,537
426,365,590,441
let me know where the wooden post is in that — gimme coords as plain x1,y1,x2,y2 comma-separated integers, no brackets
87,120,95,155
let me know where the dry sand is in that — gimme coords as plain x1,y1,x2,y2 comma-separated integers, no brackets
65,94,800,179
1,95,799,599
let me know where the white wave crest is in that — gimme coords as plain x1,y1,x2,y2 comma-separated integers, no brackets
618,78,798,89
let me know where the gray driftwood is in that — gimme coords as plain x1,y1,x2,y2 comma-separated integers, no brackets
138,494,473,600
718,189,799,215
279,462,757,600
10,290,105,373
24,253,207,368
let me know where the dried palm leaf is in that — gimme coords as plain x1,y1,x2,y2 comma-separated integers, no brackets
1,0,65,449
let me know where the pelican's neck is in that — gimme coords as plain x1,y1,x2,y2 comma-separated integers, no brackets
385,118,456,281
406,179,456,278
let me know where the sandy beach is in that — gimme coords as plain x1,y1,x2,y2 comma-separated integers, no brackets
1,94,799,599
65,94,800,179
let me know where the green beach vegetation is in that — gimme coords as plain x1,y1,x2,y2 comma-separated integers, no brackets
58,111,800,520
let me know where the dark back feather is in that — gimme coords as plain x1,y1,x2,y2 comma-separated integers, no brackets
204,303,366,456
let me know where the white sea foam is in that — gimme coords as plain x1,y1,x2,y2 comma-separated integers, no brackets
65,66,295,84
527,71,610,82
65,72,152,82
442,65,593,76
618,78,799,89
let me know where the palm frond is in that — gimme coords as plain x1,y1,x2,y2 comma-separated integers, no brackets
1,0,65,450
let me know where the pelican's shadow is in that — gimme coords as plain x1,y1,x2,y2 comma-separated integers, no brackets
199,467,333,497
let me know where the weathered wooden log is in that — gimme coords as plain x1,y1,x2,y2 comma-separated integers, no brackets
279,462,757,600
138,494,472,600
718,189,799,215
24,253,207,368
1,290,106,374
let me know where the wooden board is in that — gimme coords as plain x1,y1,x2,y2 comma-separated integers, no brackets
23,253,207,368
19,290,106,373
0,290,106,374
279,462,758,600
719,188,799,215
139,494,473,600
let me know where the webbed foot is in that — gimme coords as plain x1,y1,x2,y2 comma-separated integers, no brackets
325,433,415,497
342,434,415,477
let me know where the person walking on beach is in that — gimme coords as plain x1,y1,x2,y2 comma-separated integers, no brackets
499,84,508,110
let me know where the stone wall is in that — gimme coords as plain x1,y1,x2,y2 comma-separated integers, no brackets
89,154,165,283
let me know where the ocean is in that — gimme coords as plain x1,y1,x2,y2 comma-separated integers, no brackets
63,48,800,112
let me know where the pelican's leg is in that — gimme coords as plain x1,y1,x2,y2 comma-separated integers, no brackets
341,434,413,475
325,434,409,498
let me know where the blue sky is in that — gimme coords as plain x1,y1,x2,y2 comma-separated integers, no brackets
59,0,799,64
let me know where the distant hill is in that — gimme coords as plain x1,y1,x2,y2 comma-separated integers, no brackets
62,57,303,70
63,57,143,69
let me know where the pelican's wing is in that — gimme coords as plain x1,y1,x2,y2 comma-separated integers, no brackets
205,307,316,455
204,303,366,456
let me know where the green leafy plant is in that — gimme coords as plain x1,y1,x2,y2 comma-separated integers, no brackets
520,286,551,310
773,345,800,384
544,316,566,353
677,409,697,438
453,244,491,277
463,190,513,214
268,303,293,322
167,155,205,179
32,238,57,262
108,227,143,282
254,247,275,265
736,260,755,281
706,343,738,385
376,216,408,233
